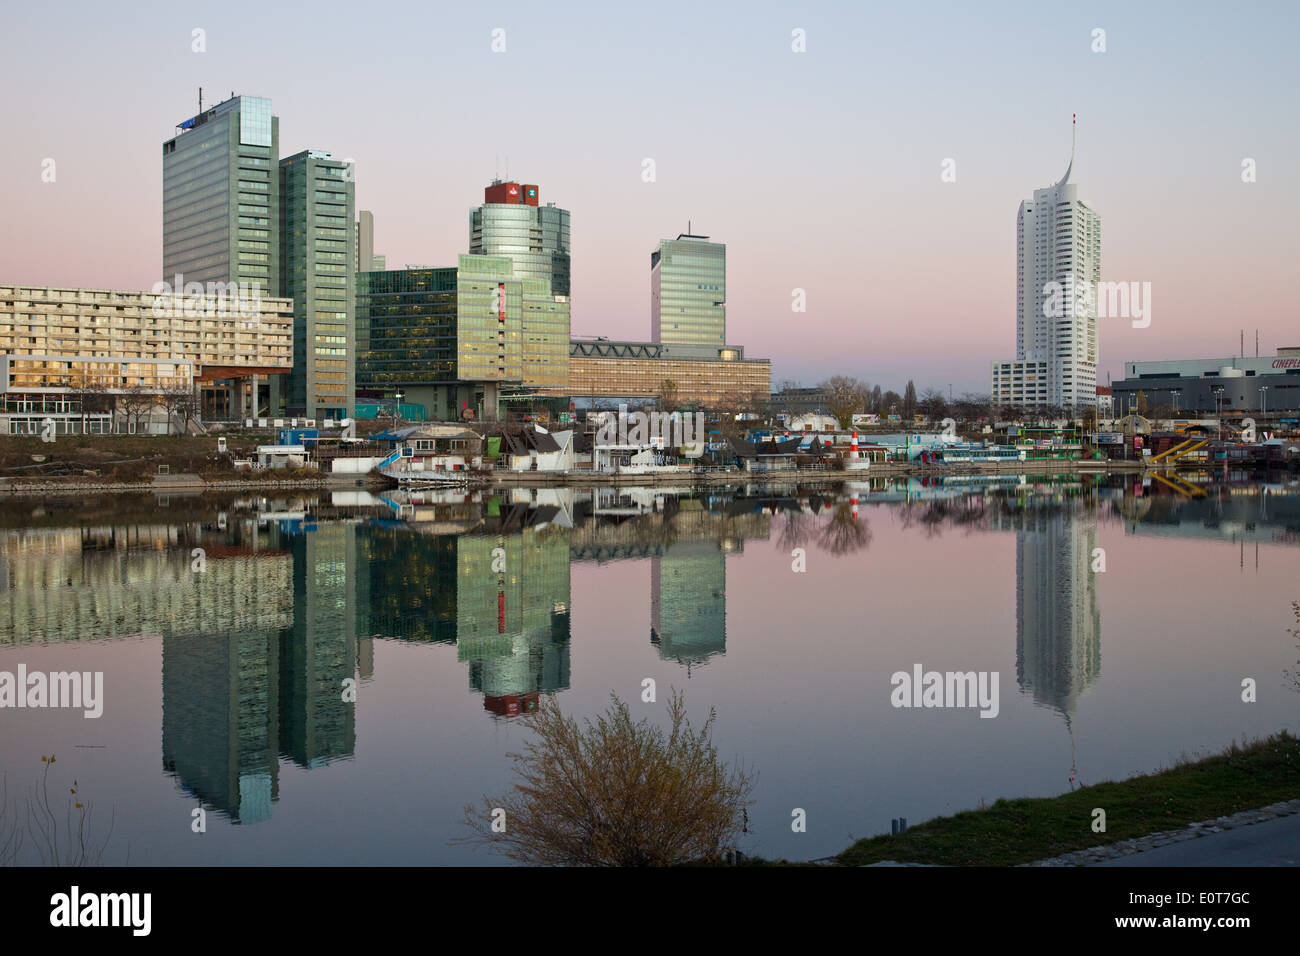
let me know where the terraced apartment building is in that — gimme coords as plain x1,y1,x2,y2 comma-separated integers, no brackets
0,284,292,434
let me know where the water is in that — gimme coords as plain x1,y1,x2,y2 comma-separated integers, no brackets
1,473,1297,865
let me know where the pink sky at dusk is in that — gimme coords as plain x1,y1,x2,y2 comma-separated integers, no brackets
1,0,1296,394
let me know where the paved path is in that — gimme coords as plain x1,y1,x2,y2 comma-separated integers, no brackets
1094,811,1300,867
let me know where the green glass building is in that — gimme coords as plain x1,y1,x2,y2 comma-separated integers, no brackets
278,150,355,419
356,255,569,421
163,95,279,295
650,233,726,346
469,183,571,297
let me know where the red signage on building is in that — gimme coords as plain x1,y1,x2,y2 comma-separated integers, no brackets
483,181,540,206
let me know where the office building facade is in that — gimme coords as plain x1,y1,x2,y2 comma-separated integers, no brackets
469,181,571,298
993,122,1101,410
163,95,280,296
279,150,355,419
356,255,569,421
354,210,386,273
651,234,725,346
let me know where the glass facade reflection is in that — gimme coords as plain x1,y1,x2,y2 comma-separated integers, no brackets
470,202,571,298
651,235,725,346
357,256,569,419
163,96,280,296
278,150,355,418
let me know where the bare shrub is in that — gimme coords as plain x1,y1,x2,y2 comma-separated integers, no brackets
457,691,754,866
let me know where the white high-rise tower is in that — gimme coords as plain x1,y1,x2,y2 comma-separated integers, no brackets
993,116,1101,410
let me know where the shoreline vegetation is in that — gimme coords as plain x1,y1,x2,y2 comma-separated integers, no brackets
823,732,1300,867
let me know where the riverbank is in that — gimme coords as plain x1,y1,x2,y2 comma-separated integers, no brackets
832,731,1300,867
0,473,384,497
490,457,1140,486
0,432,1161,495
0,461,1134,496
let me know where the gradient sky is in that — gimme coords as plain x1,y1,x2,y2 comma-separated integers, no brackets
1,0,1296,394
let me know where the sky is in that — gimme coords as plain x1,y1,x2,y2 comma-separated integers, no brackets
1,0,1297,394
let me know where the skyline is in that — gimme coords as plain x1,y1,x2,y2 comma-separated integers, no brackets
3,1,1298,393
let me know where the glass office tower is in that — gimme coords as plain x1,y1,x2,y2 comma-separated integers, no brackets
357,255,569,421
279,150,355,419
469,181,571,297
650,234,725,346
163,96,280,295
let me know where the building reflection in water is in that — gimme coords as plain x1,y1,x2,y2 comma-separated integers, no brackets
37,480,1279,820
1004,506,1102,721
651,541,727,671
362,500,573,719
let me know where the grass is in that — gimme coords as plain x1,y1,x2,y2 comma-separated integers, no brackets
0,433,330,483
0,434,256,481
835,731,1300,867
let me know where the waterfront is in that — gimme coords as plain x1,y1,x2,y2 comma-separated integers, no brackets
0,473,1296,865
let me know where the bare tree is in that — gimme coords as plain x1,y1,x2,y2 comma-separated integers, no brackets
776,510,815,553
118,386,157,435
159,387,200,435
817,502,872,556
456,691,755,866
919,388,948,422
820,376,871,429
69,374,115,420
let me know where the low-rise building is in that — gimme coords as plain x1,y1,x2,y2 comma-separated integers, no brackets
1112,350,1300,415
500,427,576,472
371,423,484,474
544,339,770,409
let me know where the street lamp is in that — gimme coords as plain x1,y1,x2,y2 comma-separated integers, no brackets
1213,387,1224,441
393,390,404,428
